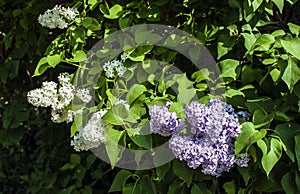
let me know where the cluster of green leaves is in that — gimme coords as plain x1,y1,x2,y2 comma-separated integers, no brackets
2,0,300,193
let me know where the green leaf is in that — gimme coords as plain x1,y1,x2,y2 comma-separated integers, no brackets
237,166,252,185
247,34,275,53
126,84,147,105
46,54,61,67
177,73,194,91
245,97,274,114
155,163,170,182
223,181,236,194
0,128,26,146
252,174,282,192
70,154,80,165
226,89,244,98
272,0,284,13
229,0,241,8
253,109,274,128
129,103,146,119
173,160,194,186
81,17,101,31
191,69,210,83
70,50,87,62
169,102,185,118
257,138,282,176
105,4,123,19
294,134,300,170
281,38,300,61
102,108,124,125
33,57,49,76
88,0,99,10
105,128,125,167
235,122,267,155
281,58,300,91
217,34,236,59
60,163,74,171
123,183,142,194
218,59,240,80
109,170,132,192
128,133,152,149
241,65,261,84
168,182,181,194
295,171,300,191
275,123,298,162
178,88,196,105
119,17,132,29
270,68,281,82
241,33,257,51
86,155,96,168
2,99,30,129
281,172,297,193
251,0,263,11
70,113,82,137
288,23,300,36
139,176,157,194
99,4,109,15
271,29,286,37
191,183,212,194
188,46,201,62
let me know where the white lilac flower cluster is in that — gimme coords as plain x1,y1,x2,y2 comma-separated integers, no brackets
103,53,129,78
27,72,92,123
149,99,250,177
71,110,109,151
38,5,78,29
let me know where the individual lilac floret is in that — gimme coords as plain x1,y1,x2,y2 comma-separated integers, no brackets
149,103,185,136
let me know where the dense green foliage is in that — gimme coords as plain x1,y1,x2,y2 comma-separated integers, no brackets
1,0,300,193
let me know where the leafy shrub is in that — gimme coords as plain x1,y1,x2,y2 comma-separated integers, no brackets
1,0,300,193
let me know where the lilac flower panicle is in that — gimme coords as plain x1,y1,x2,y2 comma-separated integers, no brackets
71,110,109,151
103,54,127,78
149,103,185,136
169,99,248,177
185,99,241,139
185,101,210,136
27,72,81,123
169,134,236,177
38,5,78,29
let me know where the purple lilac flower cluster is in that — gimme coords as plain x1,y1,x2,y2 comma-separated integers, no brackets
149,99,250,177
149,102,185,136
224,104,249,121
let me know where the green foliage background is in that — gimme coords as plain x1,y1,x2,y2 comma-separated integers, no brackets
1,0,300,193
